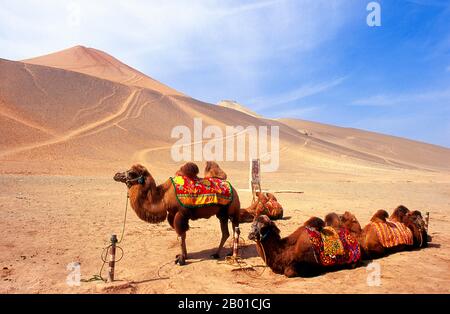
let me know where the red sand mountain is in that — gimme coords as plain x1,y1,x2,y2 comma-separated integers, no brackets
1,46,449,178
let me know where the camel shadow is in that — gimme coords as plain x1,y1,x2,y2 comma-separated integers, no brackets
131,276,169,284
185,243,260,264
239,216,292,224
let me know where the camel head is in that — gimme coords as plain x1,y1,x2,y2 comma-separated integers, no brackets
389,205,429,247
404,210,429,248
248,215,280,242
204,161,227,180
114,164,151,188
339,211,362,234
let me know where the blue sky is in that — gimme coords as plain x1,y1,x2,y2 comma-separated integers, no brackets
1,0,449,147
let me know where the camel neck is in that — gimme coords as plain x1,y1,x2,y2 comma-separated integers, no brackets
127,176,169,224
258,233,284,269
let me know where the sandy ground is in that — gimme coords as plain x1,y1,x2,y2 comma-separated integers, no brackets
1,174,449,294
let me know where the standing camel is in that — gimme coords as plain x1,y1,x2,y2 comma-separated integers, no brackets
114,163,240,265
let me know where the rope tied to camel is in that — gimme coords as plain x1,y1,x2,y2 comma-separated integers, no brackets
218,236,268,279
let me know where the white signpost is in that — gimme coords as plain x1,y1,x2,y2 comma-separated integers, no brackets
250,159,261,202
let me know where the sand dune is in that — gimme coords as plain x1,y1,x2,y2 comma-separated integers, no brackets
23,45,183,96
279,118,450,172
217,100,262,118
1,46,449,179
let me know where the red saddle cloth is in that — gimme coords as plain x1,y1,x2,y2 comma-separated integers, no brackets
306,227,361,267
170,176,233,208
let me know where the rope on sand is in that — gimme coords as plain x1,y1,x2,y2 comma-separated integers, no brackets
81,193,169,283
217,237,268,279
82,193,268,283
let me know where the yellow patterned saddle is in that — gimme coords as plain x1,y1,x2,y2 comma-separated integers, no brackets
371,221,413,248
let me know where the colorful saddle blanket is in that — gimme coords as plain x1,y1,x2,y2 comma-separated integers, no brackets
371,221,413,248
306,226,361,267
253,193,284,220
170,176,233,208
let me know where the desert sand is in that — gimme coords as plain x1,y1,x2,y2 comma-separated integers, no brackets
0,46,449,293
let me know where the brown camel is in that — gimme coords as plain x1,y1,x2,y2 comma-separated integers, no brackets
114,163,240,265
334,206,429,259
389,205,430,247
248,215,361,277
239,192,284,223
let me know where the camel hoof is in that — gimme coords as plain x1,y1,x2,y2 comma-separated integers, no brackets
210,253,220,259
175,255,186,266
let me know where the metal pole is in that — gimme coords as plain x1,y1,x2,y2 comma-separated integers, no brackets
107,234,118,282
233,227,240,258
425,212,430,232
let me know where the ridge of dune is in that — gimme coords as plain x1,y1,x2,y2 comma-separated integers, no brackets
278,118,450,172
22,45,184,96
217,100,262,118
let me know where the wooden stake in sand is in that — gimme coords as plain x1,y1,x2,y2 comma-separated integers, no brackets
107,234,118,283
233,227,240,258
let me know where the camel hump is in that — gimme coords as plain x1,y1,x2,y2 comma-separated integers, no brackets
176,162,199,178
390,205,411,221
325,212,340,227
304,217,325,231
371,209,389,223
204,161,227,180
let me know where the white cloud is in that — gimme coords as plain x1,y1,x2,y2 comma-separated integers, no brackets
250,76,346,109
0,0,351,102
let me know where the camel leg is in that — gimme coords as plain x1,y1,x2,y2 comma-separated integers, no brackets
211,217,230,259
175,232,187,266
226,219,240,257
284,266,298,278
174,212,189,266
